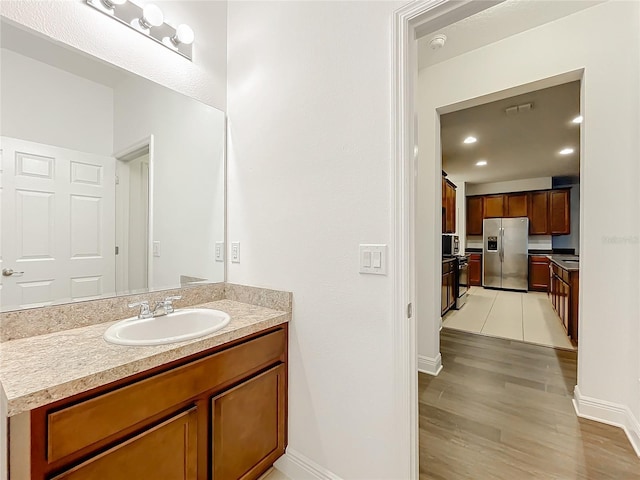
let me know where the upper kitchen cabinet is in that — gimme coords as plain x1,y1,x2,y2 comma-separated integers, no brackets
466,197,484,235
483,195,505,218
528,191,549,234
506,193,528,217
549,189,570,235
442,175,457,234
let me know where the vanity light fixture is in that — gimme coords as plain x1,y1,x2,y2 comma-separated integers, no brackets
476,160,487,166
463,136,477,144
86,0,194,60
559,147,574,155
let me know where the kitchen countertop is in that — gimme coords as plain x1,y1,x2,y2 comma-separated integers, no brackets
0,299,290,417
547,255,580,271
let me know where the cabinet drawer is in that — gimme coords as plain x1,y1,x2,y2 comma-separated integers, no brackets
47,330,285,463
51,408,198,480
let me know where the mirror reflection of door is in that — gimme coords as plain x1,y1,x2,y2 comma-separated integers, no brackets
1,136,116,309
115,147,150,293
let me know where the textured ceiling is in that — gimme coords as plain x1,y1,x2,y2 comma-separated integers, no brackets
441,81,581,184
418,0,604,70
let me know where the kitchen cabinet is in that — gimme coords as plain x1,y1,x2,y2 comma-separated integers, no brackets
468,254,482,286
529,191,549,234
506,193,528,217
12,326,288,480
549,190,570,234
442,176,457,234
483,195,505,218
466,188,571,235
466,197,484,235
528,255,550,291
549,262,579,343
441,259,457,315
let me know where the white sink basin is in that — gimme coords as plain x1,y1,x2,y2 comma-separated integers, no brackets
104,308,231,346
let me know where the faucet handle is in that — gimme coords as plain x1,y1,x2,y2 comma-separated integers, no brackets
162,295,182,314
164,295,182,302
128,300,149,308
128,300,152,319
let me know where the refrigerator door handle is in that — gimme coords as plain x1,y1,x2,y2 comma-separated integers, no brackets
499,227,504,262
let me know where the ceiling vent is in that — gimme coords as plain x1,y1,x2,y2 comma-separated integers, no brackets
505,102,534,116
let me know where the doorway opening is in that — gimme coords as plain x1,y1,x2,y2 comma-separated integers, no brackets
115,137,154,294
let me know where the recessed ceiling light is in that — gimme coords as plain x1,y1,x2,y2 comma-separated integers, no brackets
463,136,477,144
476,160,487,166
572,115,583,124
559,148,574,155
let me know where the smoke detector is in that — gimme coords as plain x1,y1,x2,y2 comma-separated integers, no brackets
429,34,447,50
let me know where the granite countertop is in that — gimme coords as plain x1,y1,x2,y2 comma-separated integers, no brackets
547,255,580,272
442,257,457,263
0,299,290,417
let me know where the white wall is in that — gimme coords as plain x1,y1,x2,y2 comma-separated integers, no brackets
0,0,227,110
417,1,640,448
0,49,113,155
227,1,406,478
113,76,225,289
465,177,551,196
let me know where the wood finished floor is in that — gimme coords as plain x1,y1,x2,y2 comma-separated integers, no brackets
419,329,640,480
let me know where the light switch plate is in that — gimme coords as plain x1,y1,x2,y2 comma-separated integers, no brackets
215,241,224,262
359,244,387,275
231,241,240,263
153,241,161,257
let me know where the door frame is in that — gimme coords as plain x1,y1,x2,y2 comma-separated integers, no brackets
114,135,155,292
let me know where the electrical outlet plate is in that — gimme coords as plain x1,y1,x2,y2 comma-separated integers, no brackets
231,241,240,263
359,244,387,275
215,241,224,262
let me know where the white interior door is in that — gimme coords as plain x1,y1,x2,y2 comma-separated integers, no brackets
1,137,116,309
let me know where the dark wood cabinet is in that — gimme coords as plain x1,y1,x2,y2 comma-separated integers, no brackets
506,193,528,217
549,262,579,344
442,176,457,234
528,191,549,234
17,327,288,480
549,190,570,234
466,197,484,235
483,195,505,218
441,259,457,315
468,254,482,286
528,255,550,291
212,365,286,480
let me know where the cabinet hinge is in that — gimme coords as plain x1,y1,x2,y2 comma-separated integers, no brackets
407,303,413,318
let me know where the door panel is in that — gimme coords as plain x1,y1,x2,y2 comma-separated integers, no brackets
482,218,501,288
501,217,529,291
483,195,505,218
1,137,115,309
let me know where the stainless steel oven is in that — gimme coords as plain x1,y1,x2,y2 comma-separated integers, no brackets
456,255,469,309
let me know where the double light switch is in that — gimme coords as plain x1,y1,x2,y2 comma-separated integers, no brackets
359,244,387,275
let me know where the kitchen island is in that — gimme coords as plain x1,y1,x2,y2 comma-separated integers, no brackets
547,255,579,344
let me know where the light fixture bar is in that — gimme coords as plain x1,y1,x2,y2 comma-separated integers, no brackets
86,0,193,61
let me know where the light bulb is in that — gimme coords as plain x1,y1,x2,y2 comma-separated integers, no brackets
172,24,195,46
140,4,164,29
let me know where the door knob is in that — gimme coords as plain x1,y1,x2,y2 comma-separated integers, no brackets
2,268,24,277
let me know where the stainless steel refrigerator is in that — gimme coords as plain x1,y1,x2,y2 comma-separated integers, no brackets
483,217,529,291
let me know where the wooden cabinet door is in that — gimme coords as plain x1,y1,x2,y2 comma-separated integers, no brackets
529,191,549,234
466,197,484,235
441,272,448,315
52,408,198,480
468,254,482,286
448,270,456,310
445,182,456,233
528,256,550,291
483,195,505,218
212,365,286,480
549,189,570,235
506,193,528,217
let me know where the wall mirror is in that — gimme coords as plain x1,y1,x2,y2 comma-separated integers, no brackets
0,19,226,312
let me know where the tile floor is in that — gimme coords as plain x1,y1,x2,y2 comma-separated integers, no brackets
443,287,575,350
259,468,290,480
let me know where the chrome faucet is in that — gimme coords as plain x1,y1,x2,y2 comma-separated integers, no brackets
128,300,153,319
152,296,182,317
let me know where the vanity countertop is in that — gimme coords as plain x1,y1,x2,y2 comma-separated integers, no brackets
0,299,290,417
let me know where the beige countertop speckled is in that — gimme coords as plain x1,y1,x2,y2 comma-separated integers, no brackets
0,300,289,417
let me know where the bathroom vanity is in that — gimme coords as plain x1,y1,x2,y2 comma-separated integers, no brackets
2,288,291,480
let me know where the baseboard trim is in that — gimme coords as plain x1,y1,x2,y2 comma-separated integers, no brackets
274,448,342,480
417,354,443,376
573,385,640,457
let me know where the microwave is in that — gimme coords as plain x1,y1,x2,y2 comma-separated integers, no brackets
442,235,459,256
